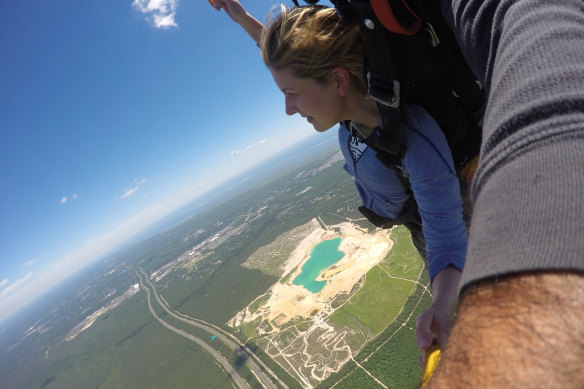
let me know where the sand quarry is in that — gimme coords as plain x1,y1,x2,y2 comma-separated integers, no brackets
230,219,393,332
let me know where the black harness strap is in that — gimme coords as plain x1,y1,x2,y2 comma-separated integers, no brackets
336,0,408,158
346,121,420,228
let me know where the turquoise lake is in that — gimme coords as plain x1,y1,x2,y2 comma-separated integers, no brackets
292,237,344,293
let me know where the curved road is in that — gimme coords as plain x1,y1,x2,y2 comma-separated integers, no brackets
136,272,250,389
135,269,283,389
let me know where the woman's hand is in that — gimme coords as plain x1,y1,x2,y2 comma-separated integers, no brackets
415,266,461,355
212,0,249,25
211,0,263,44
416,303,453,352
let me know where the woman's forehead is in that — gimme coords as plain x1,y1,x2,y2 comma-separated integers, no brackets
270,67,302,91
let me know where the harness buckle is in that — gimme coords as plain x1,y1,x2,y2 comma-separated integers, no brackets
367,72,401,109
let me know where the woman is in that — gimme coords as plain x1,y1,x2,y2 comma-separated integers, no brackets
213,1,465,356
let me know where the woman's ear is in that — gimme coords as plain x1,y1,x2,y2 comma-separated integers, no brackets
331,66,351,97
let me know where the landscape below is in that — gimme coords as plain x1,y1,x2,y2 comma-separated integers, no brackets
0,137,431,389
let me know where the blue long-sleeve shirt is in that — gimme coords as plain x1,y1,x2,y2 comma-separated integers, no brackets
339,104,467,280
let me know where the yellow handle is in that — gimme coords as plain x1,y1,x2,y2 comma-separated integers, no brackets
421,345,441,387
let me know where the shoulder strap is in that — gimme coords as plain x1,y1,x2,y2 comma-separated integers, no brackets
356,141,420,229
336,0,408,158
347,121,413,197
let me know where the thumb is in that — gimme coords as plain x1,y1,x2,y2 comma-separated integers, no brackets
416,311,435,351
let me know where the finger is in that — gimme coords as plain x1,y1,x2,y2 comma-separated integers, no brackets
211,0,226,10
415,313,435,350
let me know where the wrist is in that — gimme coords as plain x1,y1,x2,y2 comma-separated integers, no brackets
430,266,461,311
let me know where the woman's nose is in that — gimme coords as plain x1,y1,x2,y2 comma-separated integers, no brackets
284,95,297,116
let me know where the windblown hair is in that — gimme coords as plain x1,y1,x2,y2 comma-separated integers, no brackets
260,5,366,93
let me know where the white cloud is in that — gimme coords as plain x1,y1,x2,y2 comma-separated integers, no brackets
0,273,33,298
120,178,147,199
230,139,268,156
24,260,35,268
132,0,178,29
0,279,7,289
60,193,78,205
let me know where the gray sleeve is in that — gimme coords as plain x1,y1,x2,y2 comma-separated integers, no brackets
441,0,584,291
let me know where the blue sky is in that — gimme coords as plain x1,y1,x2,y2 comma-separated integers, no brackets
0,0,334,323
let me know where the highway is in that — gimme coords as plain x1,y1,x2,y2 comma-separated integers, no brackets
136,268,284,389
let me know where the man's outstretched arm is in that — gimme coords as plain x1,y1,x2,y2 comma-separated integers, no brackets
429,272,584,387
433,0,584,384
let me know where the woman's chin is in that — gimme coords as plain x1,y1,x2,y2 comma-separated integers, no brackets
312,122,335,133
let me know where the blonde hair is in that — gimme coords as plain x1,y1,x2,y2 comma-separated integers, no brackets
260,5,366,93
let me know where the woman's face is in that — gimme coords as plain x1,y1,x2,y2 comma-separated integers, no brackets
270,67,345,132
